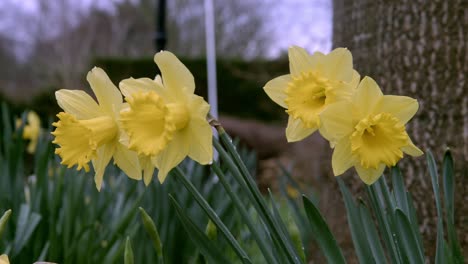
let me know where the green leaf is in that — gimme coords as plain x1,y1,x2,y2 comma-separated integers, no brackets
13,204,42,256
442,150,464,263
125,237,134,264
139,207,163,257
392,167,409,215
394,209,425,263
268,190,302,259
169,196,232,264
215,135,302,264
442,150,454,225
302,195,346,264
211,163,278,264
367,179,402,263
37,241,50,262
174,167,252,264
426,151,445,264
0,209,12,239
338,179,374,264
357,201,386,262
406,193,424,254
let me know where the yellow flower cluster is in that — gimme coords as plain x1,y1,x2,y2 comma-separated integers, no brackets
51,51,213,190
52,47,421,188
264,46,423,184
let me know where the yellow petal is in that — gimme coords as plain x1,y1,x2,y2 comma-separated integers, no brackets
155,74,163,85
288,46,314,78
55,89,100,119
321,48,353,82
354,76,383,118
376,95,419,124
87,67,122,113
401,137,423,157
154,51,195,93
0,254,9,264
188,94,210,118
350,70,361,89
355,163,386,185
140,156,155,186
23,111,41,154
27,111,41,128
153,132,189,183
318,101,354,143
309,51,326,66
119,77,167,100
285,116,316,142
331,138,356,176
186,118,213,164
113,144,142,181
26,138,38,154
263,74,291,108
92,143,115,191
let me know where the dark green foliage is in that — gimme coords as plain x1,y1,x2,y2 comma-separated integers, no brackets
0,105,255,263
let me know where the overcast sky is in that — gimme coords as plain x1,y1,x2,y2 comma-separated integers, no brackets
1,0,332,59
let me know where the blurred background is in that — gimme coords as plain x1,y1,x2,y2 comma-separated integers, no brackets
0,0,331,100
0,0,466,261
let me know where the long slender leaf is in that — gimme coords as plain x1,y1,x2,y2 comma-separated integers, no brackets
13,204,41,256
394,209,425,263
174,167,252,264
426,151,445,264
442,150,464,263
406,193,424,254
169,196,231,264
124,237,134,264
367,179,402,263
392,167,409,215
0,209,12,239
211,163,277,264
139,207,163,257
303,195,346,264
268,190,302,259
338,179,374,264
357,201,386,262
216,133,302,264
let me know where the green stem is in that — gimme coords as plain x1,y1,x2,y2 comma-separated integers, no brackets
173,167,252,264
211,163,278,264
214,130,301,264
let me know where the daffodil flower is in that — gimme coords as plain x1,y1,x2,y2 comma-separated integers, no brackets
319,76,423,184
264,46,360,142
0,254,9,264
119,51,213,184
16,111,41,154
52,67,142,190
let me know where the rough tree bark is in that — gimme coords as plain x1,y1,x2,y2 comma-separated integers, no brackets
333,0,467,258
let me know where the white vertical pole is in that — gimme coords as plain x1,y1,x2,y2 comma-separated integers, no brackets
204,0,218,163
204,0,218,120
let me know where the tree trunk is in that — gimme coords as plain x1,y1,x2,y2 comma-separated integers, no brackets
332,0,468,258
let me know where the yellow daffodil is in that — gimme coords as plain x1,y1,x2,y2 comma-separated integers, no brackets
16,111,41,154
264,46,360,142
119,51,213,184
51,67,142,190
0,254,9,264
319,76,423,184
